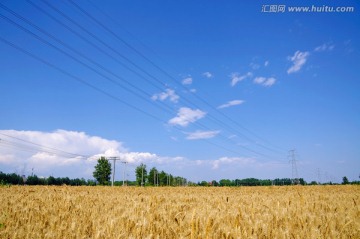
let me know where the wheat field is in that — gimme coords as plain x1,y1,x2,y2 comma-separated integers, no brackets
0,185,359,238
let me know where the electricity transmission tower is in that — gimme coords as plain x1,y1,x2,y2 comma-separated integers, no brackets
288,149,299,185
316,168,322,184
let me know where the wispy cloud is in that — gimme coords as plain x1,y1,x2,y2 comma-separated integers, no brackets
212,157,256,169
168,107,206,127
202,72,213,78
264,61,269,67
230,72,252,86
217,100,244,109
314,43,335,52
250,62,260,70
182,77,193,85
253,77,276,87
186,130,220,140
287,50,310,74
151,88,179,103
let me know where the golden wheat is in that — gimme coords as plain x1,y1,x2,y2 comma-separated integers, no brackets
0,185,359,238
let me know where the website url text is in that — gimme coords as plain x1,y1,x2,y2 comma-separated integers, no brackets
261,5,355,13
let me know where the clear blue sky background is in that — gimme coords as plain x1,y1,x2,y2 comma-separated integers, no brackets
0,0,359,183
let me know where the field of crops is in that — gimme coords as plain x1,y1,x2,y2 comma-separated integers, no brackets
0,185,359,238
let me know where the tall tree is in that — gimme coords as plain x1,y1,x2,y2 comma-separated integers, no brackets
342,176,349,185
135,163,147,186
148,167,158,186
93,157,111,185
159,171,167,186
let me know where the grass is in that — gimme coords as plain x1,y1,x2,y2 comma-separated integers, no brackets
0,185,359,238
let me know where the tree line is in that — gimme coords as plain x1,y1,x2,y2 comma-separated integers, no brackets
0,171,97,186
135,163,187,186
1,157,359,186
198,178,306,186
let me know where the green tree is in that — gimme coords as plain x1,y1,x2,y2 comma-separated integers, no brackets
219,179,233,186
158,171,167,186
26,175,44,185
93,157,111,185
211,180,219,186
298,178,306,185
135,163,147,186
199,181,209,186
342,176,349,185
148,167,159,186
47,176,57,185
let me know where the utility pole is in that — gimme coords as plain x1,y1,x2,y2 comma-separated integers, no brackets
121,161,127,186
288,149,299,185
153,170,156,187
141,165,144,187
107,156,121,187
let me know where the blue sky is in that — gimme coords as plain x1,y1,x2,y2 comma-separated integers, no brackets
0,0,359,183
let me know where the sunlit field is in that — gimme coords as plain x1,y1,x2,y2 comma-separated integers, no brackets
0,185,359,238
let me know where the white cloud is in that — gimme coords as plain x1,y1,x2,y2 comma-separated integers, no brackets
264,61,269,67
314,43,335,52
230,72,252,87
217,100,244,109
182,77,193,85
119,152,158,164
151,88,179,103
212,157,256,169
0,129,126,178
254,77,266,84
189,89,197,93
202,72,213,78
253,77,276,87
168,107,206,127
0,130,289,182
28,152,85,171
186,130,220,140
287,50,310,74
0,154,15,165
263,78,276,87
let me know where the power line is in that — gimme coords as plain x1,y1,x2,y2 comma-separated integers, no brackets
0,1,284,159
27,0,275,155
65,0,285,154
85,0,164,62
0,37,254,158
25,0,167,93
19,1,266,157
0,133,88,159
36,0,167,91
0,36,165,124
0,6,175,116
0,12,262,158
62,0,281,157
